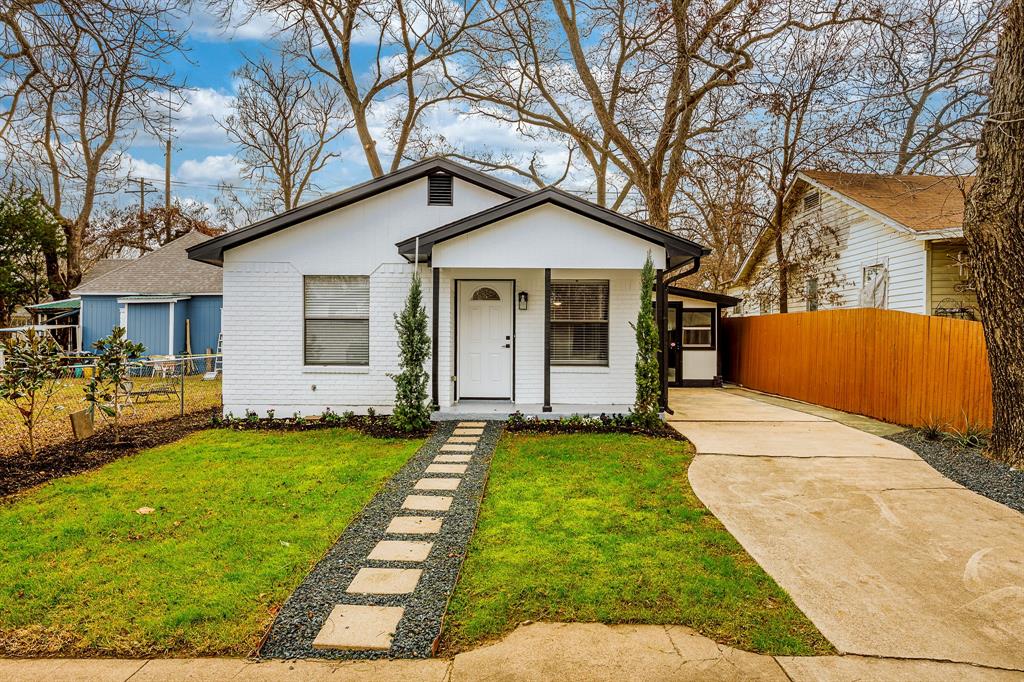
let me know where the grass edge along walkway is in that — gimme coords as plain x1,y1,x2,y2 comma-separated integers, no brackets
0,428,421,658
443,431,833,656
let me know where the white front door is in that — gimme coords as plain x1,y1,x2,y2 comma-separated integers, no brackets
458,281,513,399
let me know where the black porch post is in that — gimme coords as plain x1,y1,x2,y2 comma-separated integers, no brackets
431,266,440,409
656,268,668,412
543,268,552,412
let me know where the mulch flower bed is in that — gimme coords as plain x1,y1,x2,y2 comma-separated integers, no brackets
212,411,430,440
888,430,1024,514
505,411,686,440
0,410,216,499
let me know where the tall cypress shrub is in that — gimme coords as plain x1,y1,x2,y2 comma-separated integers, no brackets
632,253,661,427
390,272,432,432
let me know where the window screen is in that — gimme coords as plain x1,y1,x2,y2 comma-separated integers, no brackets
682,310,713,348
550,280,609,365
428,174,453,205
304,275,370,365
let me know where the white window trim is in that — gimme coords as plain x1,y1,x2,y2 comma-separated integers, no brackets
681,309,714,349
550,279,610,367
303,275,370,367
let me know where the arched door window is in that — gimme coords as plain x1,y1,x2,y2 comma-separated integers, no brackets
471,287,501,301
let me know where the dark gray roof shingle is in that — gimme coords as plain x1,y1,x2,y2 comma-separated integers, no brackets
73,232,222,295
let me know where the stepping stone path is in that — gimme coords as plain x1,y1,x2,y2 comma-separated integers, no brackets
260,421,500,659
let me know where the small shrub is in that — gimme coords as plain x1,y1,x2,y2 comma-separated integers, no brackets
919,418,948,441
342,410,356,423
293,411,307,426
367,407,376,418
632,253,661,429
265,409,275,421
0,329,64,456
321,407,342,425
947,419,990,449
84,327,146,443
389,271,432,432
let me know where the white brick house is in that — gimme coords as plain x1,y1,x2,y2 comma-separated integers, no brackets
188,159,714,417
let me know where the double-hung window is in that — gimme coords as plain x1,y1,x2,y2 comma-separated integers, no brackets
304,275,370,365
681,310,714,348
550,280,609,366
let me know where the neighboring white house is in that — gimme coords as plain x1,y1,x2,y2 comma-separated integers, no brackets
188,158,720,417
730,170,977,319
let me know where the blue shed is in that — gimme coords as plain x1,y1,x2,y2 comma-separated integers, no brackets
72,232,222,356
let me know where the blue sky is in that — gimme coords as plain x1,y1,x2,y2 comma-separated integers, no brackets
119,4,573,209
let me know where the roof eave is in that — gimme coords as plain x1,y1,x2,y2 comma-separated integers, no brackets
396,190,707,262
187,158,529,267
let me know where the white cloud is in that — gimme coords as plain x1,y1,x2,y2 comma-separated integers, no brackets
185,1,287,41
176,154,244,185
118,154,166,182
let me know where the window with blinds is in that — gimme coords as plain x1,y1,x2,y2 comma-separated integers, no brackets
427,174,453,205
304,275,370,365
681,310,713,348
550,280,609,366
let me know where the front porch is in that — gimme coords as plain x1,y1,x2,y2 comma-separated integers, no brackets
431,400,634,421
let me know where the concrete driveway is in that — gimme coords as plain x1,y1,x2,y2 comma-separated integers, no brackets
668,388,1024,673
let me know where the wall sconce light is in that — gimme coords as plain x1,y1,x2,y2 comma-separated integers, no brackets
518,291,529,311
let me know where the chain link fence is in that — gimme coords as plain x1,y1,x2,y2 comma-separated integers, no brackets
0,354,222,457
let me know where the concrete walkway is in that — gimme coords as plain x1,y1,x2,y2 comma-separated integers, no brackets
667,388,1024,673
3,622,1019,681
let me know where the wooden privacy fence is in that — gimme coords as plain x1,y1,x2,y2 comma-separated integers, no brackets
721,309,993,429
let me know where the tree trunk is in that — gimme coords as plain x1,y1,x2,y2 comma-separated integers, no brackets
774,231,789,313
963,0,1024,467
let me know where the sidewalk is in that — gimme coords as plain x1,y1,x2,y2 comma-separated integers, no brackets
1,622,1018,681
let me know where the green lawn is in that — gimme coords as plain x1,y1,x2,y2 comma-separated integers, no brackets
444,433,832,656
0,429,421,657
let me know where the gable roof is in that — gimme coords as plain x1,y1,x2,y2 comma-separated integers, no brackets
73,232,222,295
733,170,972,286
801,170,971,234
187,158,528,266
81,258,132,284
396,187,709,263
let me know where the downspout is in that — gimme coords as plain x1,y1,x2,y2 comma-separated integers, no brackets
659,257,702,414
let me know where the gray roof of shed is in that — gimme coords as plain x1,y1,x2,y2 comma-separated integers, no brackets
73,232,222,295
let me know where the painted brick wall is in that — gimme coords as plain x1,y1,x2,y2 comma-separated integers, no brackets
223,261,431,417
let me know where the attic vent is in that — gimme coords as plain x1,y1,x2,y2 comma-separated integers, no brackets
803,191,820,211
428,174,453,205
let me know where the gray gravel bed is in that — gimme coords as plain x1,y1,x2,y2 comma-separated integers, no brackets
888,430,1024,514
258,420,501,660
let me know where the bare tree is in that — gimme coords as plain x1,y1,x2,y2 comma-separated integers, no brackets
444,0,873,230
220,56,352,212
748,25,874,311
87,200,226,260
867,0,1004,174
225,0,488,178
1,1,185,297
676,146,766,291
964,0,1024,466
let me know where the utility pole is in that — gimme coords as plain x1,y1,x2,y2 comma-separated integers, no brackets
165,135,172,241
124,177,157,253
164,95,173,242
